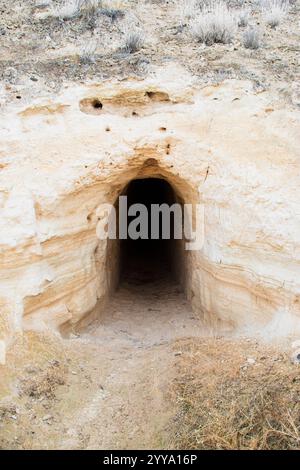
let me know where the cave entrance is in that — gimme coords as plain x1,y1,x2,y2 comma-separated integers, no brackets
118,178,185,288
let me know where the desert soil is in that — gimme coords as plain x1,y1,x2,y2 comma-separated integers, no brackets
0,274,299,450
0,0,299,108
0,275,203,450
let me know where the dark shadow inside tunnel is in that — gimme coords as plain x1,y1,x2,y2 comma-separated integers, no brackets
119,178,184,286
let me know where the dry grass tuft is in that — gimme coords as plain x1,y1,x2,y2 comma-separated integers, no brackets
243,27,261,49
122,22,145,53
237,8,249,27
191,1,237,45
19,361,66,400
176,0,199,27
166,338,300,450
51,0,102,21
51,0,83,20
262,0,289,28
79,39,97,63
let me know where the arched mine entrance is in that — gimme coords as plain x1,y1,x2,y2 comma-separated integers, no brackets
98,174,194,333
98,175,197,344
119,178,184,287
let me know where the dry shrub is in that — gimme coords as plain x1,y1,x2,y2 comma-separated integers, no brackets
166,338,300,450
51,0,83,20
122,23,145,53
80,39,97,63
191,1,237,45
19,361,66,400
237,8,249,27
176,0,199,27
243,27,261,49
262,0,289,28
51,0,102,21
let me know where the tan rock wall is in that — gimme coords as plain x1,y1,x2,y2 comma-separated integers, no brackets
0,67,300,360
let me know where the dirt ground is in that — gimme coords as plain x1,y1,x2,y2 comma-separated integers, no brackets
0,276,204,450
1,273,299,450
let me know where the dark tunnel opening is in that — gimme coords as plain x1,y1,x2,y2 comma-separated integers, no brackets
119,178,183,286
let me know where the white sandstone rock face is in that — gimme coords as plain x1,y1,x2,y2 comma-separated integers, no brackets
0,66,300,353
0,340,5,365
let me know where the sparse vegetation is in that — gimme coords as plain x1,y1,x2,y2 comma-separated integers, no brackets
237,8,249,26
243,26,261,48
177,0,199,27
191,2,237,45
262,0,289,28
167,338,300,450
51,0,82,20
84,0,103,15
101,7,125,21
122,24,145,53
51,0,102,21
0,0,298,107
79,39,97,63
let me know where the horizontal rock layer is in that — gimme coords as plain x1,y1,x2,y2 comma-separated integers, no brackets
0,66,300,361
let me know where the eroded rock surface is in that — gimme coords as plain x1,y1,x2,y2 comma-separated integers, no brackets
0,66,300,363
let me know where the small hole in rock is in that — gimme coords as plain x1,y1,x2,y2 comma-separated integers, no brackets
146,91,170,102
16,95,22,99
92,99,103,109
132,111,139,116
105,126,111,132
159,127,167,132
79,98,103,115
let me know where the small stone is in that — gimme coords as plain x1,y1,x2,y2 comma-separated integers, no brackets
35,1,51,9
290,349,300,365
174,351,182,356
247,357,256,365
292,340,300,350
25,366,39,374
42,414,52,421
49,360,60,367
